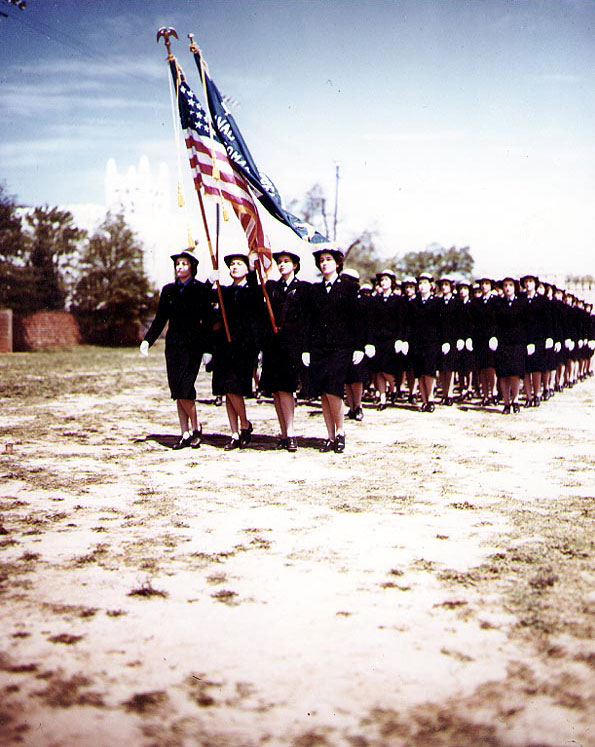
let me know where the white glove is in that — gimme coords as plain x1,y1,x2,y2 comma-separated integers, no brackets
301,352,310,367
489,336,498,352
589,340,595,350
565,338,571,349
456,339,464,351
578,340,584,349
208,267,220,284
394,339,403,354
402,341,409,356
364,344,376,358
352,350,364,366
554,341,561,353
527,343,535,356
202,353,213,366
569,340,575,351
139,340,149,357
441,342,450,355
465,338,473,352
545,338,553,350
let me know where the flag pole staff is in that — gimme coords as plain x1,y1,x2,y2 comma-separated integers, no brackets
189,33,278,335
157,27,231,343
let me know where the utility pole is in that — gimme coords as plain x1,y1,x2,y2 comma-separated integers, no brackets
333,162,340,242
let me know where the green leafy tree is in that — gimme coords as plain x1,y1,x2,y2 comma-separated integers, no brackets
394,243,474,279
343,229,383,282
290,183,383,281
24,205,86,311
0,182,35,312
72,212,156,346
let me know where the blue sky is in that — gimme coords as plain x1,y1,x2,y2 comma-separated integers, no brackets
1,0,594,278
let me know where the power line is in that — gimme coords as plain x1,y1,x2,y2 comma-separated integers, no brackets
0,3,163,92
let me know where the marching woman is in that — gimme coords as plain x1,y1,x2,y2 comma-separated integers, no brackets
472,276,498,406
212,253,262,450
302,247,365,453
140,248,213,449
342,269,373,421
260,250,311,452
492,276,527,414
400,276,418,402
406,272,445,412
521,273,553,407
455,279,475,400
367,269,404,410
436,276,459,405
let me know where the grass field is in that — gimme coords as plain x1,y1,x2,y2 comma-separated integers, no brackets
1,346,594,746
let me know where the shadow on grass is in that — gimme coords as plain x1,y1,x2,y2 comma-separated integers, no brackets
137,433,326,452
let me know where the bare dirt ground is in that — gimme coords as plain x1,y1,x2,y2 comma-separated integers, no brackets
0,345,593,747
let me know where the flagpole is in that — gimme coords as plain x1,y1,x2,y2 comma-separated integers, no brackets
254,257,278,334
158,27,232,343
189,33,278,335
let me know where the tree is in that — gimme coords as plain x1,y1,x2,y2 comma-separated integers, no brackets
24,206,86,311
289,183,383,281
343,229,383,282
0,182,37,313
72,212,156,346
394,243,474,279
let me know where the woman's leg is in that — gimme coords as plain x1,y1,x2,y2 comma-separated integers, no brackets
320,394,335,440
177,399,198,434
278,391,295,438
272,392,287,438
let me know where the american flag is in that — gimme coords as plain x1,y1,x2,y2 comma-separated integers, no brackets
192,49,331,250
171,62,272,272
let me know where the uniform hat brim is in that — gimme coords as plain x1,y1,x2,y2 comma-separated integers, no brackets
272,250,301,264
171,249,199,266
223,253,250,268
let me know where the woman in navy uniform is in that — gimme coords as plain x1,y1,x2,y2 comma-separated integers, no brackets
368,269,404,410
472,276,498,406
406,273,445,412
492,276,527,413
140,248,213,449
400,276,418,403
521,273,553,407
436,276,459,406
455,279,475,400
302,247,365,453
260,250,311,451
212,253,262,450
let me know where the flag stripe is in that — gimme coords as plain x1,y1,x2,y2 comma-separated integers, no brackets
173,67,272,270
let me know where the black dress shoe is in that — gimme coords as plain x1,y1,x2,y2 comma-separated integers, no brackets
275,437,289,450
354,407,364,421
172,433,192,450
190,427,202,448
319,439,335,453
377,402,387,411
239,421,253,448
224,436,240,451
346,409,356,420
426,402,435,413
502,404,511,415
512,402,520,414
533,396,541,407
286,437,298,452
334,434,345,453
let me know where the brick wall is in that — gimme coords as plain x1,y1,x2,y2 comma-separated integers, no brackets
0,309,13,353
13,311,82,352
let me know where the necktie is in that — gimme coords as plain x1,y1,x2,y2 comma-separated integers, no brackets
325,282,332,293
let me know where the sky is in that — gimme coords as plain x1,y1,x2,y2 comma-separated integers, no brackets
1,0,594,280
